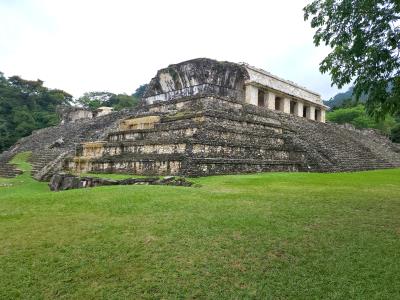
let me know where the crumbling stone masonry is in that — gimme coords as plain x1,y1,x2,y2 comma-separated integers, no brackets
0,58,399,179
57,105,114,124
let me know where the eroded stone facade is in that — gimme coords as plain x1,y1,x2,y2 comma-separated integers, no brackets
143,58,249,104
58,106,93,124
57,106,114,124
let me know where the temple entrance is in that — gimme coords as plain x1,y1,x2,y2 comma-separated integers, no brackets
303,106,308,118
275,97,283,111
290,101,297,114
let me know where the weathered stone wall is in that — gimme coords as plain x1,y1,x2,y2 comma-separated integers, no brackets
143,58,249,104
119,116,161,130
57,106,93,124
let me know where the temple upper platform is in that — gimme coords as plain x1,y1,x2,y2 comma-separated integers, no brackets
143,58,328,122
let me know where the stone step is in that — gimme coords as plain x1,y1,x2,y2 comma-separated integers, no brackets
0,164,22,178
107,124,282,142
92,141,297,155
29,150,63,176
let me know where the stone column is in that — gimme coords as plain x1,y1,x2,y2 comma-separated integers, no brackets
295,101,303,117
307,106,316,120
263,92,269,108
283,98,291,114
321,110,326,123
245,85,258,106
305,106,310,119
266,91,275,110
315,109,322,122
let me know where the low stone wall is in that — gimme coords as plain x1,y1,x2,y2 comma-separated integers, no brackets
49,173,192,191
68,157,183,175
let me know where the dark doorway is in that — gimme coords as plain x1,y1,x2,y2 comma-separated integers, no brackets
275,97,282,111
258,90,265,107
303,106,308,118
290,101,296,114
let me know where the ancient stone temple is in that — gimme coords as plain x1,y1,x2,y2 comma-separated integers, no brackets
143,59,328,122
63,58,398,177
0,58,399,180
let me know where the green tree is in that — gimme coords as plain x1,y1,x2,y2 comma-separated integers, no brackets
0,72,72,152
77,91,139,111
304,0,400,118
133,84,148,98
391,123,400,142
110,94,139,110
76,91,115,110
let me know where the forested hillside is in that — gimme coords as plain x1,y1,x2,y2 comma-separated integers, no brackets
0,72,73,152
323,85,400,142
323,86,368,109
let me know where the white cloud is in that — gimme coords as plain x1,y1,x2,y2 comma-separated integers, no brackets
0,0,348,99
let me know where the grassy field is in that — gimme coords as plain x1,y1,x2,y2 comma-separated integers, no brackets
1,153,400,299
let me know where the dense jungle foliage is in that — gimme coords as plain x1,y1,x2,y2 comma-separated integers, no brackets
0,72,72,152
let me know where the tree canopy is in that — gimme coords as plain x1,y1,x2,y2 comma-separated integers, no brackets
304,0,400,119
0,73,72,152
76,91,139,111
133,84,148,98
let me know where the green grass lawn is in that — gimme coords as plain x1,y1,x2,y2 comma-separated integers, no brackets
1,153,400,299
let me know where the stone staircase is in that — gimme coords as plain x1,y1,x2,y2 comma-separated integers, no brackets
279,112,400,172
0,163,22,178
29,149,65,177
0,107,142,180
0,151,22,178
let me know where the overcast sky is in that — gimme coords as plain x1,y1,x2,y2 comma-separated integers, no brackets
0,0,350,100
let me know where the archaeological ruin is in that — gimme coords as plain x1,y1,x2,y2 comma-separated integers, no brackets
0,58,399,180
